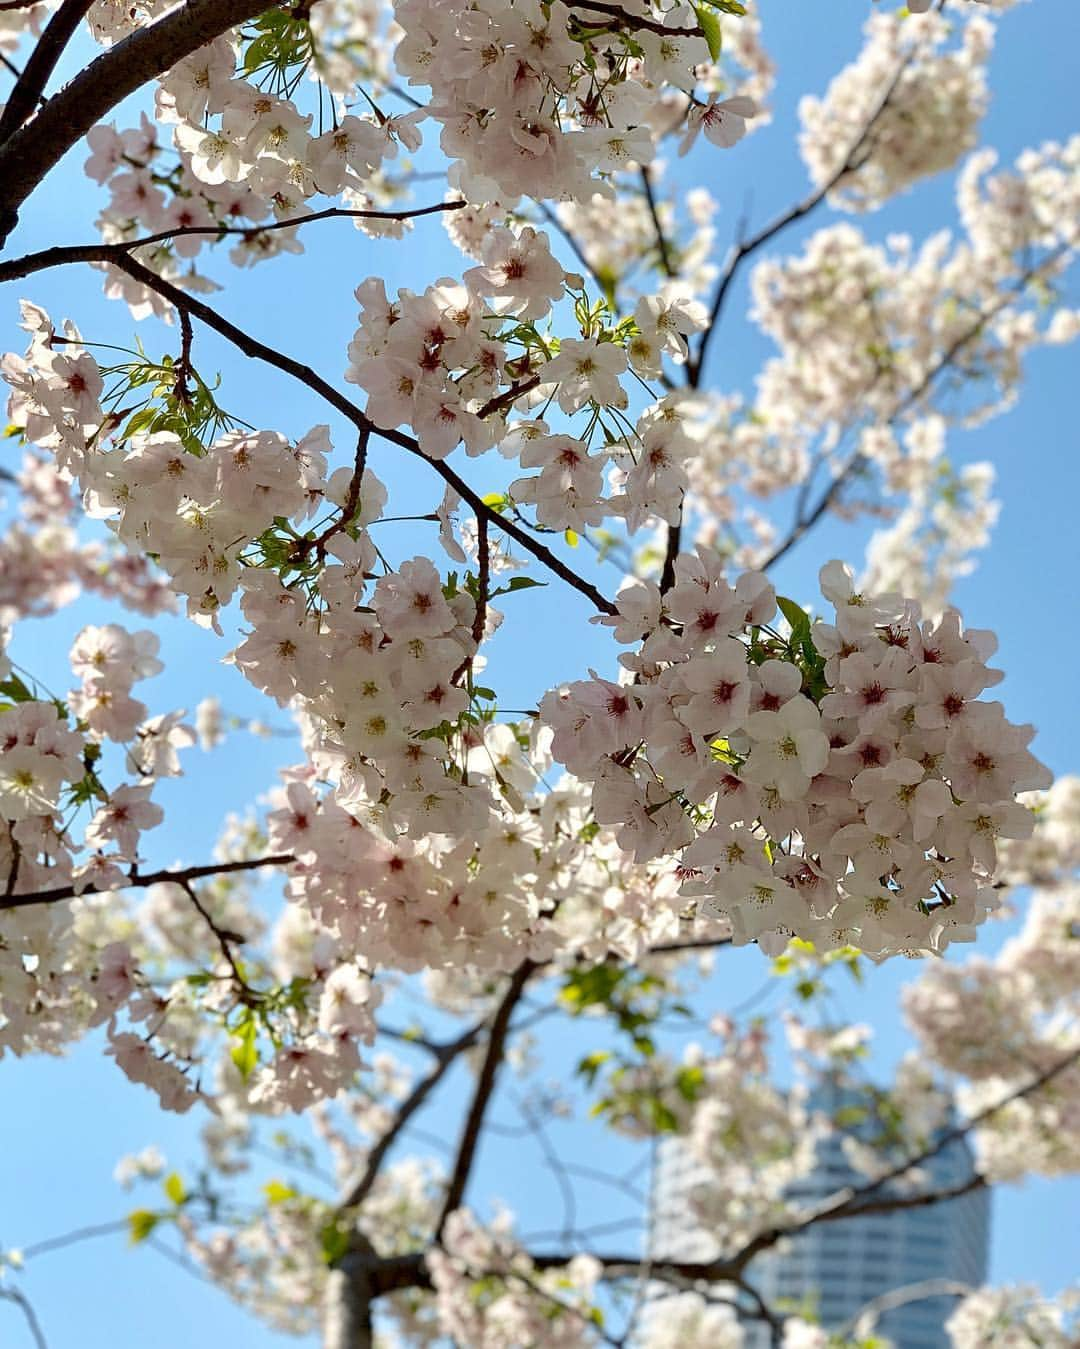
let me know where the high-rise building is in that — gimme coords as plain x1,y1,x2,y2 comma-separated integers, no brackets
650,1083,990,1348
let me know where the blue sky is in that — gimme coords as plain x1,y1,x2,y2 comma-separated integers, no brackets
2,1,1079,1344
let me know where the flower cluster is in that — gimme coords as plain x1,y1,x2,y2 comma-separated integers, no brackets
799,10,992,212
945,1285,1080,1349
904,882,1080,1182
541,555,1049,958
427,1208,601,1348
393,0,759,202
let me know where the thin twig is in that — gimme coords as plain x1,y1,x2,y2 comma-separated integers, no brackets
78,199,468,255
0,1287,47,1349
687,42,917,389
177,878,260,1002
640,165,674,279
452,511,489,686
21,1219,129,1260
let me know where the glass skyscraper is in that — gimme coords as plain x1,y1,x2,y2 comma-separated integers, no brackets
650,1082,990,1347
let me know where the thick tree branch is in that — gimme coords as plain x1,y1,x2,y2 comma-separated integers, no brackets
360,1042,1080,1302
0,0,94,145
1,853,295,911
0,0,283,244
323,1232,378,1349
0,243,618,614
434,961,537,1237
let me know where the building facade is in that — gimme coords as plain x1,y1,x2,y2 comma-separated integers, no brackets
650,1084,990,1348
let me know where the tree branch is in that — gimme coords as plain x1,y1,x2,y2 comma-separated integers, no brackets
434,961,537,1237
0,0,283,244
0,243,618,614
177,877,261,1002
337,1019,489,1212
0,0,95,146
569,1,700,39
640,165,674,280
1,853,295,911
687,43,916,389
761,237,1077,571
77,200,469,256
350,1043,1077,1302
0,1287,48,1349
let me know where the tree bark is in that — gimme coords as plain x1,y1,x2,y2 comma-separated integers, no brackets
0,0,279,245
323,1235,378,1349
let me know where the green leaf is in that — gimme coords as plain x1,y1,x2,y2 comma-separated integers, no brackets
0,674,35,704
263,1179,297,1205
230,1014,259,1082
560,964,625,1013
128,1210,159,1244
675,1065,706,1102
777,595,811,643
491,575,547,599
564,528,579,548
163,1173,186,1206
319,1218,351,1266
694,3,723,60
576,1050,612,1085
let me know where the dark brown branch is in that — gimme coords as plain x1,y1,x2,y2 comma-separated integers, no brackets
645,934,732,956
658,519,680,594
569,0,700,39
0,0,94,145
291,426,371,566
0,243,618,615
434,961,537,1237
0,52,25,84
640,165,674,279
0,0,282,244
1,853,295,911
85,200,469,256
452,510,489,686
363,1042,1080,1303
337,1019,488,1212
177,877,260,1002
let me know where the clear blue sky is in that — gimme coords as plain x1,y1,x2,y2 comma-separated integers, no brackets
2,1,1079,1344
